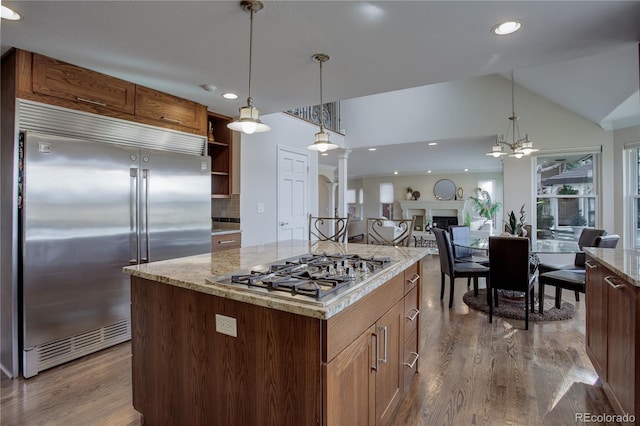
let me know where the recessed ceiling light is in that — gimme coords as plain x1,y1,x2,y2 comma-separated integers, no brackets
428,142,437,146
394,171,398,175
427,170,432,174
222,92,238,100
321,153,328,156
1,5,22,20
368,148,377,151
492,20,522,35
464,168,469,172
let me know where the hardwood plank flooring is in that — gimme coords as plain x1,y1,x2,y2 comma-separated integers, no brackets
1,254,616,425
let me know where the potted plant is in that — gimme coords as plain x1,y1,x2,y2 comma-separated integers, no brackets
504,204,526,235
406,187,413,200
570,210,587,238
468,188,502,227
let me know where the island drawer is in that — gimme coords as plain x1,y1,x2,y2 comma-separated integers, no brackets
403,329,419,392
404,262,420,294
212,232,241,251
404,286,419,341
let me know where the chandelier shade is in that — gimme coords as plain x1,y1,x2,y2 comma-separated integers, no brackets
308,53,338,152
227,0,271,134
486,70,538,158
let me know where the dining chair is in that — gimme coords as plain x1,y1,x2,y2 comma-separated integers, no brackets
366,217,415,247
488,236,536,330
433,228,489,308
308,214,351,243
538,234,619,313
449,225,489,265
537,227,606,302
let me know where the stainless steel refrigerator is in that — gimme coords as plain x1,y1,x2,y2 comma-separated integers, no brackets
19,102,211,377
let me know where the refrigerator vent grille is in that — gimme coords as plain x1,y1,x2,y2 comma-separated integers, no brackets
35,320,131,373
18,99,206,156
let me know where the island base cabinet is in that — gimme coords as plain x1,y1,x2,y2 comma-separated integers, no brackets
585,256,639,421
324,325,376,426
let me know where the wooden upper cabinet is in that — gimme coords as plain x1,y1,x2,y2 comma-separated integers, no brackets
135,85,206,131
32,53,135,114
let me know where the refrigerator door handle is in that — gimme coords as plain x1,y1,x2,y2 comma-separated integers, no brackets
130,168,139,265
141,169,150,263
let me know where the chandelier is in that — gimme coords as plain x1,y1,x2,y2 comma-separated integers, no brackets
227,0,271,134
486,70,538,158
307,53,339,152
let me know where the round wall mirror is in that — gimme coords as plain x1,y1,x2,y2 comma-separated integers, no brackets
433,179,456,200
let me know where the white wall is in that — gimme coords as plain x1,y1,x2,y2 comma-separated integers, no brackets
613,125,640,246
240,113,345,246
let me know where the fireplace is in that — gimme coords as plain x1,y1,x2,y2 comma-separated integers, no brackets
432,216,458,230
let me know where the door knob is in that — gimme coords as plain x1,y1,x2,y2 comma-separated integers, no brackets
280,222,289,226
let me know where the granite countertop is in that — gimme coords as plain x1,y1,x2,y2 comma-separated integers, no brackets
211,229,242,235
584,247,640,287
123,240,430,319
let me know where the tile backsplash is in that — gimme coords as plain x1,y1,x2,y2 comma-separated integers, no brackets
212,194,240,230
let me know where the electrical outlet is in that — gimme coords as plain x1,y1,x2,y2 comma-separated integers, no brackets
215,314,237,337
257,202,265,213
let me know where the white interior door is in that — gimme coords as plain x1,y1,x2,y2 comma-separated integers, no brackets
277,147,308,242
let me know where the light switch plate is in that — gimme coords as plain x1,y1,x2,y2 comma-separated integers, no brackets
257,202,265,213
215,314,237,337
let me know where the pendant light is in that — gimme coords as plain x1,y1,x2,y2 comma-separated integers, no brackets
486,70,538,158
227,0,270,134
307,53,338,152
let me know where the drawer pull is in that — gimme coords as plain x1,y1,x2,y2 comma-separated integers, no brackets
160,116,182,124
76,96,107,107
407,273,420,285
371,333,378,372
604,276,625,290
585,260,598,269
378,326,388,364
406,308,419,321
404,352,419,369
218,239,236,244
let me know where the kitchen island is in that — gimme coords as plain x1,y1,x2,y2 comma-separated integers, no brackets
584,247,639,422
124,240,429,425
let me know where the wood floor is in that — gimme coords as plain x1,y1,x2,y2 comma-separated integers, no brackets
1,254,616,425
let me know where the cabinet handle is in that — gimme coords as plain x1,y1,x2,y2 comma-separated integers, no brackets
378,326,388,364
406,308,420,321
604,276,625,290
160,116,182,124
407,273,420,285
76,96,107,107
404,352,419,369
218,239,236,244
371,333,378,372
585,260,598,269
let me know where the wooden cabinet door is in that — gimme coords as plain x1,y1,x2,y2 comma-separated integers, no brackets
325,325,375,426
375,300,403,425
135,85,206,131
32,53,135,114
585,259,607,379
605,274,636,416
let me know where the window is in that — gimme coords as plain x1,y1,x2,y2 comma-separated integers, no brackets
347,188,364,219
535,153,598,243
624,147,640,248
380,182,394,218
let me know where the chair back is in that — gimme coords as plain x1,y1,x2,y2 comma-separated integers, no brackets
449,225,472,260
308,214,350,243
489,236,531,292
594,234,619,248
433,228,454,276
577,228,606,249
366,217,415,247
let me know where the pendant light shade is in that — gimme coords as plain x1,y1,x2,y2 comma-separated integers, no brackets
486,70,538,158
228,0,270,134
308,53,338,152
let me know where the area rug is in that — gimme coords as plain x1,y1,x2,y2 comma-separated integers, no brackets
462,289,576,322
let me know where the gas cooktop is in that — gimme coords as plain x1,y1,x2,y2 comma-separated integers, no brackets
206,253,398,306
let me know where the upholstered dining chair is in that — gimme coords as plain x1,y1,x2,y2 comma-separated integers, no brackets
488,236,536,330
433,228,489,308
538,234,619,314
537,227,606,302
366,217,415,247
308,214,350,243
